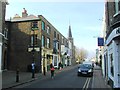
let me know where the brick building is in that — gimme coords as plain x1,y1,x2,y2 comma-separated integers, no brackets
6,8,74,73
6,9,41,72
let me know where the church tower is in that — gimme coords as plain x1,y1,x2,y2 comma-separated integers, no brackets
68,25,73,40
68,24,75,65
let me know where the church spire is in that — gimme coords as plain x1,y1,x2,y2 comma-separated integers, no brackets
68,25,72,38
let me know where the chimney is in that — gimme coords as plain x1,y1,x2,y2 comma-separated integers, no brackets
22,8,28,17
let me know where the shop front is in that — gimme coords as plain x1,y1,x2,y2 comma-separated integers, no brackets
106,27,120,88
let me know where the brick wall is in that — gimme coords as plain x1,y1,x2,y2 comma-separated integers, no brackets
8,21,41,72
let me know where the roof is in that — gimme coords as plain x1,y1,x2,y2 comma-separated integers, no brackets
7,15,40,22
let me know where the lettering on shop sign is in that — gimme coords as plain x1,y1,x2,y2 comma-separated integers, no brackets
116,28,120,34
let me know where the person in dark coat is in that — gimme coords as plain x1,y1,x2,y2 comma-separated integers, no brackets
50,63,53,68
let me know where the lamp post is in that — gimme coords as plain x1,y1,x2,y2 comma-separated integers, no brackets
31,27,35,78
43,52,46,76
53,38,59,68
31,21,38,78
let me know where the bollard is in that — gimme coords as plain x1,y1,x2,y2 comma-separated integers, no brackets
16,68,19,82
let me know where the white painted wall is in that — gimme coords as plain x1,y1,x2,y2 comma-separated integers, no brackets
113,40,118,88
107,40,120,88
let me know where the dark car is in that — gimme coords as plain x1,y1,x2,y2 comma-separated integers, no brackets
77,64,93,77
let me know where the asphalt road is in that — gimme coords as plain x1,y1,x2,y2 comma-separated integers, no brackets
14,66,93,89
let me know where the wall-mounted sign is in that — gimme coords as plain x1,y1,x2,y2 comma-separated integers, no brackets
98,37,104,46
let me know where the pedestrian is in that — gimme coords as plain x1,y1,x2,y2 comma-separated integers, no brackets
50,63,53,68
58,62,62,70
31,62,35,78
50,64,55,79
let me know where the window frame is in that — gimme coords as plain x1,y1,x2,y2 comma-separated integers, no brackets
42,21,45,30
42,35,45,47
47,37,50,48
47,25,51,34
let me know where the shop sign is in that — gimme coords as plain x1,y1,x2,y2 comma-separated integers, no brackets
98,37,104,46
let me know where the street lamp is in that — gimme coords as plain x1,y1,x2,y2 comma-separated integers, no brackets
31,21,39,78
43,51,46,76
52,38,59,68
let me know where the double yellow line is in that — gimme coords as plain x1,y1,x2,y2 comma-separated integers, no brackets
82,78,91,90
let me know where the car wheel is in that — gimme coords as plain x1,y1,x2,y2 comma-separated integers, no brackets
77,73,80,76
90,73,93,77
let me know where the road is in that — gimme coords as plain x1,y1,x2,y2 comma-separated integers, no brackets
14,66,93,89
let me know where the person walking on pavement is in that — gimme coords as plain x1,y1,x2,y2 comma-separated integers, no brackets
50,63,53,68
50,64,55,79
31,62,35,78
58,62,62,70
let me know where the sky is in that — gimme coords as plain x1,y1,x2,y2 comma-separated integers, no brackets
5,0,105,59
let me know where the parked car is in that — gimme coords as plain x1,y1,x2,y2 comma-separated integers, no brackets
77,64,93,77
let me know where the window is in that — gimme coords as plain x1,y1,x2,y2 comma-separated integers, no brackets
31,35,34,46
47,38,50,48
42,35,45,47
47,25,51,34
54,31,56,38
58,42,59,49
42,21,45,30
57,34,59,40
31,21,38,30
4,28,8,39
115,0,120,14
62,36,64,44
119,0,120,11
30,34,37,46
110,53,114,77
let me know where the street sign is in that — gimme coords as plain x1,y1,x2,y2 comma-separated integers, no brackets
28,47,40,52
28,47,33,52
98,37,104,46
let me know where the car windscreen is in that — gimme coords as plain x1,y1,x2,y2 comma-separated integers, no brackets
80,64,92,69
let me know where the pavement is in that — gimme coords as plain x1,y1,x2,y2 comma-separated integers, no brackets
92,65,112,89
1,65,112,89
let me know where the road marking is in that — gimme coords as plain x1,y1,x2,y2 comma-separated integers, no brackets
86,78,91,89
83,78,88,89
82,78,91,90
